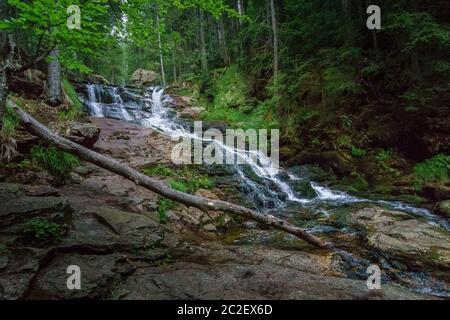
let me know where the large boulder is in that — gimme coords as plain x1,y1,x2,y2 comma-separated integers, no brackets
434,200,450,218
9,69,46,99
87,74,110,85
63,122,101,148
130,69,157,86
348,206,450,270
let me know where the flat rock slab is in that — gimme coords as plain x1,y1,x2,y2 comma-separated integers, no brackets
121,244,426,300
348,206,450,270
0,183,68,228
27,253,128,299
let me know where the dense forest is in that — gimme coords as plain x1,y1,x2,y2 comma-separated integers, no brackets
0,0,449,300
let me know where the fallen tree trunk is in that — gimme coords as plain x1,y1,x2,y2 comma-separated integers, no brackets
9,100,333,249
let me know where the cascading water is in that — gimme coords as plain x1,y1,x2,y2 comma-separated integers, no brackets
79,84,449,230
86,84,104,117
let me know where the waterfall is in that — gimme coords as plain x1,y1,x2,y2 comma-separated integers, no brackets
79,84,448,229
86,84,104,117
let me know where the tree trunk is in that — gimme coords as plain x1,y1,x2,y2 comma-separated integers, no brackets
172,48,177,83
217,17,231,65
0,33,15,130
157,13,167,86
9,100,332,249
269,0,279,78
237,0,244,16
46,47,62,106
199,10,208,74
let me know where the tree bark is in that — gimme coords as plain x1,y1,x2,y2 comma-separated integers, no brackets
157,13,167,86
269,0,279,78
217,17,231,65
199,10,208,74
46,47,62,106
9,100,332,249
0,33,15,129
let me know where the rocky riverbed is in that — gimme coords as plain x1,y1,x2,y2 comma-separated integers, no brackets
0,115,448,300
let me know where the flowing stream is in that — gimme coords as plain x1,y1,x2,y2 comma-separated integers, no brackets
78,84,450,297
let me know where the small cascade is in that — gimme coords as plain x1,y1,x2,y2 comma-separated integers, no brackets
86,84,104,117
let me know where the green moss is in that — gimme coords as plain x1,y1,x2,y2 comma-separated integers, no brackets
201,65,277,129
22,217,65,242
413,154,450,190
31,145,79,184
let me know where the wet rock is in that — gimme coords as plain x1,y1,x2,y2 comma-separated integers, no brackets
130,69,157,86
92,208,162,249
286,151,353,176
434,200,450,218
63,122,101,148
293,180,317,198
87,74,110,85
348,206,450,270
121,245,426,300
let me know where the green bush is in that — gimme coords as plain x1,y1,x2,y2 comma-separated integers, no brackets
413,154,450,190
31,145,79,184
22,218,65,242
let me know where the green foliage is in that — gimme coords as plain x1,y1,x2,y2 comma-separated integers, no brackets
169,179,188,193
59,79,85,121
142,164,174,177
1,106,19,139
351,146,366,158
201,65,277,129
169,175,213,194
157,198,173,223
22,218,65,242
3,0,110,73
31,145,79,184
413,154,450,190
375,149,394,172
189,175,214,190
